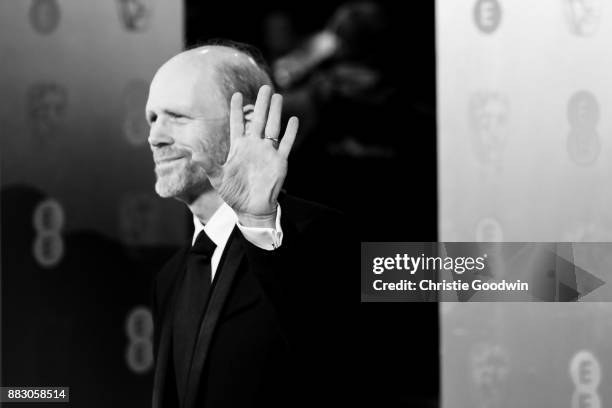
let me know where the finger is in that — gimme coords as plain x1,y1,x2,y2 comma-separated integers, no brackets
243,107,254,134
230,92,244,142
265,93,283,141
243,104,255,122
278,116,299,158
250,85,273,137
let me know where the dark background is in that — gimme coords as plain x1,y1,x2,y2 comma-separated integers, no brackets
1,0,438,406
188,1,438,405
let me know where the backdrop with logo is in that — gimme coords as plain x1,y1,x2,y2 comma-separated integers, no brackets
437,0,612,406
0,1,184,406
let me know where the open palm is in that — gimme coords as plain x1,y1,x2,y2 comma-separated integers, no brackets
208,85,298,218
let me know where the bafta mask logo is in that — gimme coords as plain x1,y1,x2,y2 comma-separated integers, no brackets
122,79,149,146
474,0,502,34
567,90,601,166
26,82,68,139
565,0,603,37
116,0,152,32
475,217,504,242
29,0,60,35
470,343,510,402
469,92,510,165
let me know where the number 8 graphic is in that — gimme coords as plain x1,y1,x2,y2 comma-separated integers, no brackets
32,198,65,268
570,350,601,408
125,306,154,374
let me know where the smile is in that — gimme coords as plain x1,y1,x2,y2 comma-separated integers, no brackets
155,156,184,165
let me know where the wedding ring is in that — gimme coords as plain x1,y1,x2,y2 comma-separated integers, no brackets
264,137,279,142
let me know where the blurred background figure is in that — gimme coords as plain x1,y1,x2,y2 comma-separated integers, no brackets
269,1,436,241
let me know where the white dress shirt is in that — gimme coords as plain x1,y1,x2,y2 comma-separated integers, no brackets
192,202,283,281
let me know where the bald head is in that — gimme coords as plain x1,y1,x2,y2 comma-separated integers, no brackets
158,44,273,109
195,43,274,106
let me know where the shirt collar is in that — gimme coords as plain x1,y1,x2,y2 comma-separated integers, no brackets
192,202,237,248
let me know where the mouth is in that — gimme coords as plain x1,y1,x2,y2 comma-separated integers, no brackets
155,156,184,166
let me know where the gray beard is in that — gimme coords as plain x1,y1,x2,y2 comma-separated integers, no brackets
154,160,210,202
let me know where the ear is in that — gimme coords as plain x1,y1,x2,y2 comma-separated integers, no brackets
243,104,255,134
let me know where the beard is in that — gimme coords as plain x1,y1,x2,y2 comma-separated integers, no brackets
154,158,211,202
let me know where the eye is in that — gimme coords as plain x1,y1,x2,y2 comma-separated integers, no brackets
164,110,189,121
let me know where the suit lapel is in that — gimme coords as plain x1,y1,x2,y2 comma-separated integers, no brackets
152,247,189,408
184,227,245,408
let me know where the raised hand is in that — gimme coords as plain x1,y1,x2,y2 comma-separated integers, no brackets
207,85,298,227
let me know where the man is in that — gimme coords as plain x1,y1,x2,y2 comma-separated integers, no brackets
147,41,351,408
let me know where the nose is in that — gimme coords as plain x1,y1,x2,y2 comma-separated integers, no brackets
147,120,174,148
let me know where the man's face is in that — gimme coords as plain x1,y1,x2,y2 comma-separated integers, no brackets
145,53,230,202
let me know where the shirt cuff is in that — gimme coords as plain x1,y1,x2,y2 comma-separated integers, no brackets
236,205,284,251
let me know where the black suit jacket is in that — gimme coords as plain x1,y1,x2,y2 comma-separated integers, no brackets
151,195,353,408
